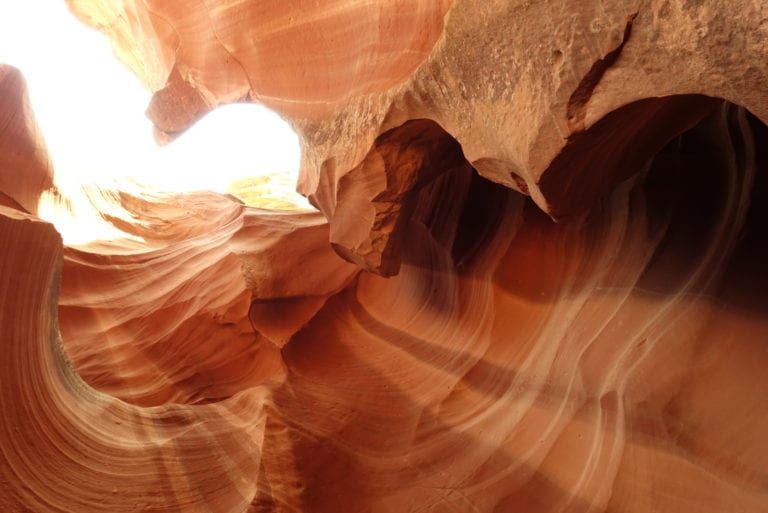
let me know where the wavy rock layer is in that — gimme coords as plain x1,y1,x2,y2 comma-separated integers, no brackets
1,1,767,512
59,192,357,406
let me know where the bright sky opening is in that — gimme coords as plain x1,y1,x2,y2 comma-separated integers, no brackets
0,3,309,245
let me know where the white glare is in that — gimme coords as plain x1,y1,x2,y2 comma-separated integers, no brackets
0,3,309,245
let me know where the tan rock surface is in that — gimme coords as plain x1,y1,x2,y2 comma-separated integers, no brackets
67,0,768,211
0,1,767,512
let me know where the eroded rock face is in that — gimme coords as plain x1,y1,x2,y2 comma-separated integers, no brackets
0,65,53,213
1,1,767,512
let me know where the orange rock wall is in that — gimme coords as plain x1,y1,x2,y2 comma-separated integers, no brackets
1,1,767,512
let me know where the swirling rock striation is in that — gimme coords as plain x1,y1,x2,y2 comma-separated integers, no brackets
0,1,767,512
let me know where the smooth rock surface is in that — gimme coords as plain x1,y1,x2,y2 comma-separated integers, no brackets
0,65,53,213
0,1,767,512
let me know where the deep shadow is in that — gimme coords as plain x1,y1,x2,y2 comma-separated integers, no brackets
540,95,720,218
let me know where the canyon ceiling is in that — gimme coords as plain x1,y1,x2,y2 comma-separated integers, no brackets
1,1,767,512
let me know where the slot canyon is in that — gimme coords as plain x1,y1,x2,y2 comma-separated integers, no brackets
1,1,767,512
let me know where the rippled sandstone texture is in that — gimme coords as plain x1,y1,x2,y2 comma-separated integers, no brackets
2,1,768,512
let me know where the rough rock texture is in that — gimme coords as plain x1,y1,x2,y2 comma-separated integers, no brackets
1,1,768,512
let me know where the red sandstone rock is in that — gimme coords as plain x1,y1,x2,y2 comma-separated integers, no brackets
0,1,767,512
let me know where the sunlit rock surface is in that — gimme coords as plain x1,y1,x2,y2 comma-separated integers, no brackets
0,65,53,213
1,1,767,512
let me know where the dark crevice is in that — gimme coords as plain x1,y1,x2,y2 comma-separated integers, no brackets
637,104,753,297
451,170,511,269
541,94,720,218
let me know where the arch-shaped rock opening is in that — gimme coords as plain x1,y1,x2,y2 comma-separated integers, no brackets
538,94,721,219
493,100,766,311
